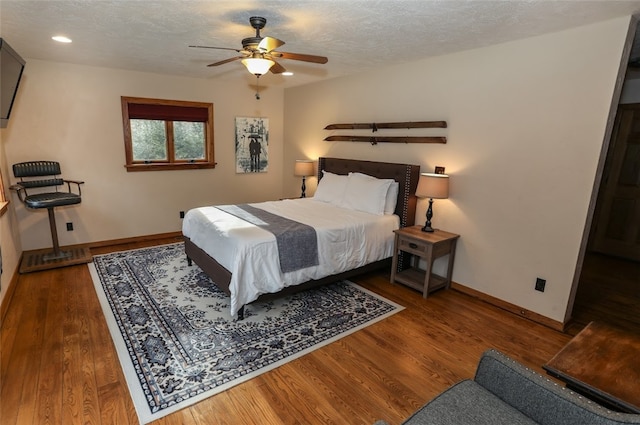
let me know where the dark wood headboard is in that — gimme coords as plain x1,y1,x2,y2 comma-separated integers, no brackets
317,157,420,228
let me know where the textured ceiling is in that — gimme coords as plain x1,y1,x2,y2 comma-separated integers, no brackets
2,1,640,88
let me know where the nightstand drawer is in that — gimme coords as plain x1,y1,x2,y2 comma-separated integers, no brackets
398,238,429,256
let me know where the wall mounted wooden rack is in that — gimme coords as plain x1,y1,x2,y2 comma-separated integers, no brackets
324,120,447,145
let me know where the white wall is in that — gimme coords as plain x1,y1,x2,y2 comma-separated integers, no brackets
284,17,630,323
1,17,630,324
3,60,285,251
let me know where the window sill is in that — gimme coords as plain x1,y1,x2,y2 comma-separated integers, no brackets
125,162,217,172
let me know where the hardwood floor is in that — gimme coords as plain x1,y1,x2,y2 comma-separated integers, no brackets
1,238,572,425
569,252,640,336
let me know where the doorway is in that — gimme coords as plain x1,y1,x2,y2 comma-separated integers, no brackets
590,103,640,262
569,23,640,335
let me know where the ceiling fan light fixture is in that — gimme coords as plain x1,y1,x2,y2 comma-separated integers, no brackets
242,57,274,76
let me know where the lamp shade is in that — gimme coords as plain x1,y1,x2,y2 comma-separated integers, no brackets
294,160,314,176
415,173,449,199
241,58,275,76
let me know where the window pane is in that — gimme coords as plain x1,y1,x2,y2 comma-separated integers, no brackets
121,96,215,171
173,121,205,160
131,119,167,161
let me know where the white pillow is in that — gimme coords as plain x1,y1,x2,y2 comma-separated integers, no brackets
342,173,392,215
349,172,399,214
385,181,399,214
313,171,349,205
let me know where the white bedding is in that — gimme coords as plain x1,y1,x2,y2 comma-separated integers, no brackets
182,198,399,318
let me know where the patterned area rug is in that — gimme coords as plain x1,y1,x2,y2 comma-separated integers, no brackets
89,243,403,424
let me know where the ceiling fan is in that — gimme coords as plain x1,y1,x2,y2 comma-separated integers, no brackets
190,16,328,77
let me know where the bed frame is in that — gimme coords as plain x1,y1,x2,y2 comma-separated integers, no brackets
184,157,420,317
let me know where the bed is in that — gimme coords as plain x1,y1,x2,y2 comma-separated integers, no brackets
182,157,420,318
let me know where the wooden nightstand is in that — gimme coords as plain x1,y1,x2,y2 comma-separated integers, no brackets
390,226,460,298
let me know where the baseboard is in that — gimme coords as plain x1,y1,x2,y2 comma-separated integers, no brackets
17,231,183,272
5,234,567,333
2,232,183,322
451,282,566,332
87,231,183,249
0,263,20,326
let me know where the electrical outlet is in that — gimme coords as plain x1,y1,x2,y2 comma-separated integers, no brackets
179,211,185,219
535,277,546,292
66,222,74,231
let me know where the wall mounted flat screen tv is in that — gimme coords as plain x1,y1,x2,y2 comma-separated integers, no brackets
0,38,26,128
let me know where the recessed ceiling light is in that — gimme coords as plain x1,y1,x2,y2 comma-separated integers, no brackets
52,36,72,43
282,72,294,76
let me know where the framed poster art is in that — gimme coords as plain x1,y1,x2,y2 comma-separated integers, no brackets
235,117,269,173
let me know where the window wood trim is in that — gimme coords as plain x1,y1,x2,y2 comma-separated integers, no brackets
0,167,7,217
121,96,215,172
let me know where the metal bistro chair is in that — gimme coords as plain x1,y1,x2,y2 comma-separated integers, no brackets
11,161,90,272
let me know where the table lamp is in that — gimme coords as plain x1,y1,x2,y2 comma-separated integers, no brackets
415,172,449,232
294,160,314,197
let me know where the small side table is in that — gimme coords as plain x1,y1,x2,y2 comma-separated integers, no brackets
390,226,460,298
543,321,640,413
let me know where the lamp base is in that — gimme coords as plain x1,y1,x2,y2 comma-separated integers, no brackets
422,198,435,232
300,176,307,198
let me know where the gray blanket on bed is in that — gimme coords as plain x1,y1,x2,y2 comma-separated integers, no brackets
216,204,319,273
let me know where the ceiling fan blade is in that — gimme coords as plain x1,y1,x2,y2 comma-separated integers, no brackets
207,56,243,67
258,36,285,53
269,61,287,74
189,45,242,53
189,46,241,53
271,51,328,64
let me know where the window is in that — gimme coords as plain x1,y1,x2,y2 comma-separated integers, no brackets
121,97,215,171
0,168,7,217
